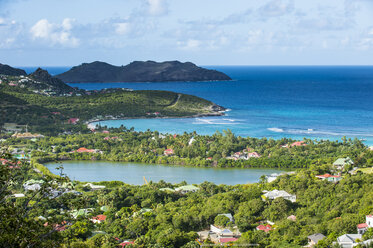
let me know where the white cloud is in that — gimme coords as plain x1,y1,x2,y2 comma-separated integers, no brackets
147,0,168,16
178,39,200,50
30,18,79,47
258,0,294,17
115,22,130,35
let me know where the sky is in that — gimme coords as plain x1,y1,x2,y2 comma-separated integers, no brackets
0,0,373,66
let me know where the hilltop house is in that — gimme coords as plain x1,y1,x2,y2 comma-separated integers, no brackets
210,225,235,238
83,183,106,191
74,147,102,153
262,189,296,202
291,141,307,147
307,233,325,247
357,214,373,234
333,157,354,170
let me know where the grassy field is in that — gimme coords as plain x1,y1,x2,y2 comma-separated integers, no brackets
356,167,373,174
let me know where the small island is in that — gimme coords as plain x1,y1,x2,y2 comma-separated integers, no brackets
55,60,232,83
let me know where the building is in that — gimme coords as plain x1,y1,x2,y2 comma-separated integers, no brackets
307,233,325,247
291,141,307,147
287,215,297,221
256,224,272,232
262,189,296,202
219,238,238,244
315,174,342,182
175,185,200,194
357,214,373,234
334,234,362,248
333,157,354,170
247,152,261,158
164,148,174,156
67,118,80,124
75,147,100,153
83,183,106,191
91,215,107,224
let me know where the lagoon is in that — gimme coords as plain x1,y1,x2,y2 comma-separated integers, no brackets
45,161,286,185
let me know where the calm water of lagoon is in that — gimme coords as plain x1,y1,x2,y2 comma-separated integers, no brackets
45,161,286,185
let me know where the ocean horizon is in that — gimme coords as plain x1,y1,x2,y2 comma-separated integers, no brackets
20,65,373,145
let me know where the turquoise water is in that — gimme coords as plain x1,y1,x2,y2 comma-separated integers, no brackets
22,66,373,145
45,161,285,185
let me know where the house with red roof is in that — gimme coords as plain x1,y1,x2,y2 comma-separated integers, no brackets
67,118,79,124
164,148,174,156
256,224,273,232
247,152,261,158
291,141,307,147
91,214,107,224
357,214,373,234
75,147,99,153
315,174,342,182
119,241,135,247
219,237,238,244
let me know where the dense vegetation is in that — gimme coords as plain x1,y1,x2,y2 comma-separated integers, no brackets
1,148,373,247
0,82,221,135
4,127,372,170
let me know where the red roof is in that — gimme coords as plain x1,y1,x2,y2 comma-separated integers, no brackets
220,238,238,243
68,118,79,124
357,223,368,229
119,241,135,247
92,214,107,221
291,141,307,147
256,224,272,232
76,147,96,153
316,174,341,178
102,130,110,134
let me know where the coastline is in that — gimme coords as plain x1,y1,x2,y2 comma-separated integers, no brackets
86,109,228,129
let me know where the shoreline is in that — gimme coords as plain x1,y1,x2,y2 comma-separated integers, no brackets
86,110,228,129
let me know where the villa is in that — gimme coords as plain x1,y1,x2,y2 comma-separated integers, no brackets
333,157,354,170
91,215,107,224
357,214,373,234
256,224,273,232
334,234,362,248
315,174,342,182
164,148,174,156
262,189,296,202
307,233,325,247
175,185,200,194
291,141,307,147
67,118,80,124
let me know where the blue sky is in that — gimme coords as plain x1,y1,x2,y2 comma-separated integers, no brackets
0,0,373,66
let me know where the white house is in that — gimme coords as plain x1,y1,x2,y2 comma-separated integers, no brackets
262,189,296,202
210,225,234,238
357,214,373,234
334,234,362,248
307,233,325,247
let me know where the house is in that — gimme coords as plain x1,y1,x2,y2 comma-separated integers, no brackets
369,146,373,151
333,157,354,170
188,137,195,146
357,214,373,234
262,189,296,202
91,215,107,224
256,224,272,232
357,223,368,234
23,179,44,191
247,152,261,158
218,213,234,223
13,193,25,198
291,141,307,147
164,148,174,156
67,118,80,124
119,241,135,247
75,147,99,153
334,234,362,248
210,225,235,238
307,233,325,247
175,185,199,194
219,237,238,244
315,173,342,182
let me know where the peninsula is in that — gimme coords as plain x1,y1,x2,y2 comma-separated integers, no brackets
55,60,232,83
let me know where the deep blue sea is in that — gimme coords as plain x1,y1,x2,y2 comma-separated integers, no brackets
21,66,373,145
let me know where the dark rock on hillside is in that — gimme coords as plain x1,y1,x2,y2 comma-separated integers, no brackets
56,60,232,83
0,63,27,76
29,68,74,92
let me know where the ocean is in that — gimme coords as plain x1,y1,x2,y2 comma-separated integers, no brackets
21,66,373,145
